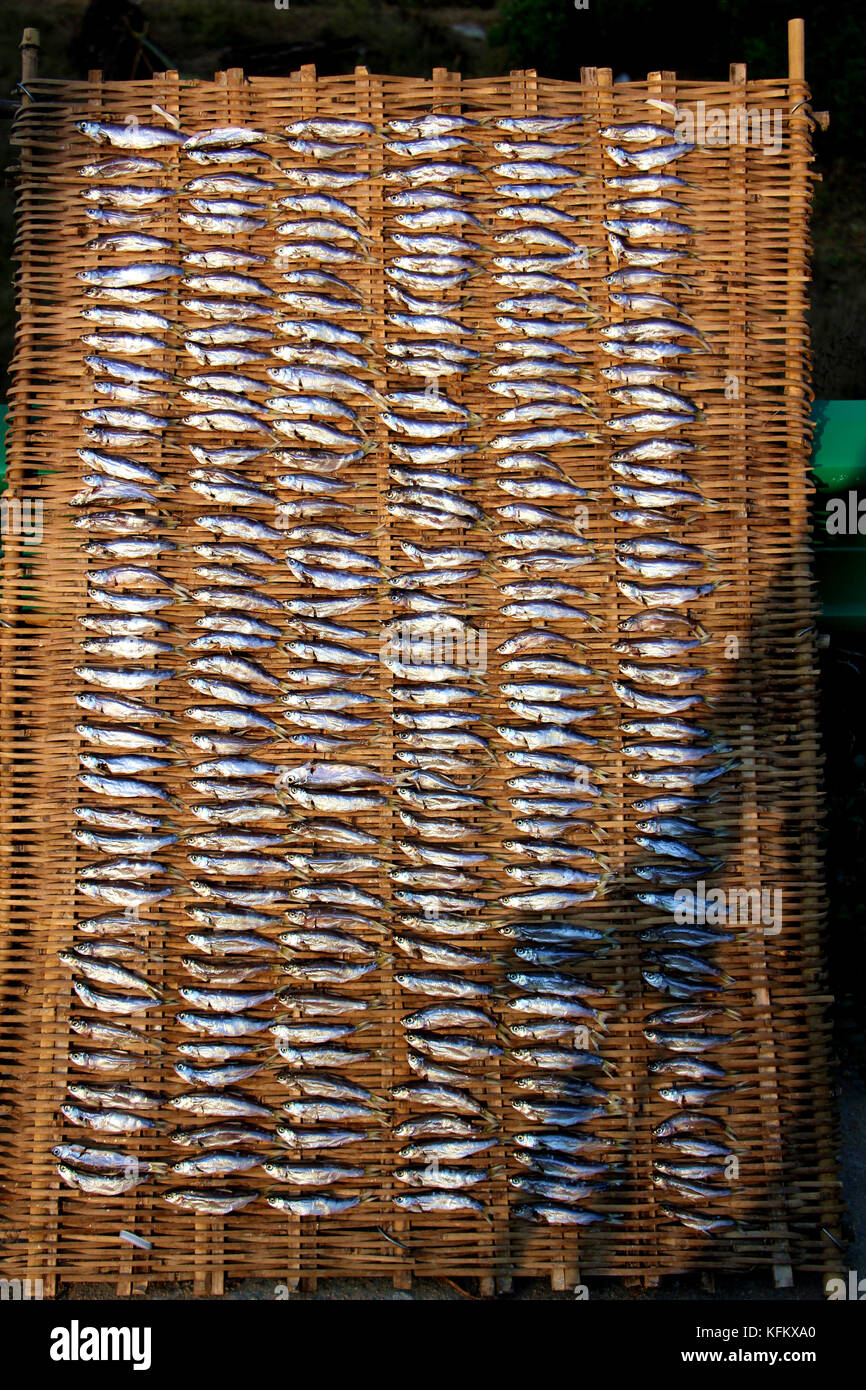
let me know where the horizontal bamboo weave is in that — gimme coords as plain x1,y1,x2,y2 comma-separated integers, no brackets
0,65,842,1294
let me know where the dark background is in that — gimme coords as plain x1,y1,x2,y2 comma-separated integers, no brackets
1,0,863,1283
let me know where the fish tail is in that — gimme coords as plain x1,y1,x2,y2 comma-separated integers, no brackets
597,870,616,896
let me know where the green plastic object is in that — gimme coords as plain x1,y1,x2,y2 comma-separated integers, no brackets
812,400,866,626
812,400,866,490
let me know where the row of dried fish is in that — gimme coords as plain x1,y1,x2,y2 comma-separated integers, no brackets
479,117,620,1228
601,120,739,1236
379,120,501,1217
61,120,187,1200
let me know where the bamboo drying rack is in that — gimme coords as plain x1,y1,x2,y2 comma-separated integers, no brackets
0,20,843,1294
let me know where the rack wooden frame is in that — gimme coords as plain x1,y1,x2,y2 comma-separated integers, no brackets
0,21,843,1294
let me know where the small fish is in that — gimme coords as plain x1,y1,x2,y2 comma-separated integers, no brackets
280,1096,380,1125
395,1165,488,1193
79,154,166,177
163,1188,260,1214
514,1204,609,1227
660,1205,735,1233
79,262,180,290
605,141,695,168
654,1112,734,1140
393,1191,484,1214
53,1142,164,1172
183,127,271,151
393,1115,481,1141
274,1122,368,1152
168,1121,272,1148
645,1028,735,1052
170,1089,273,1120
404,1031,502,1064
285,117,374,138
170,1151,262,1177
268,1193,361,1216
60,1103,156,1134
510,1094,607,1127
57,1162,149,1195
77,121,186,149
263,1158,365,1187
652,1172,732,1201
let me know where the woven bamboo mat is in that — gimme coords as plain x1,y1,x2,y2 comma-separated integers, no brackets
0,62,842,1295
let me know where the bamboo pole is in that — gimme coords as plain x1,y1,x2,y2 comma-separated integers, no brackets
788,18,805,82
20,27,39,87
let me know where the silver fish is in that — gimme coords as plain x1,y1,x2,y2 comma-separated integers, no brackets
60,1104,156,1134
77,121,185,149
